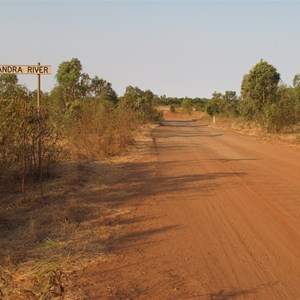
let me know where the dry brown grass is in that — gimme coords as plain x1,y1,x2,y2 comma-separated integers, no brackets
0,124,155,299
65,105,137,160
208,115,300,146
0,162,123,299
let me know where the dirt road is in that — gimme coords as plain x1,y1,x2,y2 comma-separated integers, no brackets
80,119,300,299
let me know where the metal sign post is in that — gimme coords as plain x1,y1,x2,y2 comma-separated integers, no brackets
0,63,52,176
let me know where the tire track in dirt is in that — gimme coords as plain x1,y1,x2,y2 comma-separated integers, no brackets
150,120,300,298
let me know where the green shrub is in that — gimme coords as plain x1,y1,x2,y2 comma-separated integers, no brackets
169,105,176,113
181,99,193,115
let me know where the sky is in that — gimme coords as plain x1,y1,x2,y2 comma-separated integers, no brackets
1,0,300,98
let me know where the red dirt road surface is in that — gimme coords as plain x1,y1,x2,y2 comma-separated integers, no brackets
78,118,300,299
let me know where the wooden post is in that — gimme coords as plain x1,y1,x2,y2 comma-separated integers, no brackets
37,62,41,114
37,62,42,177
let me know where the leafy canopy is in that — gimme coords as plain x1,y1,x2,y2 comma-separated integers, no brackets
241,60,280,106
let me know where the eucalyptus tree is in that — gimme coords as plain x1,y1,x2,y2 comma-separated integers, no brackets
89,76,118,103
120,86,160,121
206,92,222,117
240,60,280,124
54,58,88,108
181,98,193,115
293,74,300,88
292,74,300,123
0,74,25,99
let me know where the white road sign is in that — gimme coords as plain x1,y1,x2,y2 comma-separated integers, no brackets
0,65,51,75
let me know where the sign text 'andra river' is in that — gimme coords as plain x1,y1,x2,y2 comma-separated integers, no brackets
0,65,51,75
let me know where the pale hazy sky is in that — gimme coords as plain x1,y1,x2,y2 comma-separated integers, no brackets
1,1,299,98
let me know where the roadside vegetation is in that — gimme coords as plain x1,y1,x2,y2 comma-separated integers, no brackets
161,60,300,139
0,58,161,299
205,60,300,134
0,58,162,190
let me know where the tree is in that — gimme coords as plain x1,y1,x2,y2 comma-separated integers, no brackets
55,58,86,105
0,74,18,87
119,86,161,122
89,76,118,103
206,93,221,117
292,75,300,123
0,74,23,99
54,58,119,108
263,84,299,132
223,90,237,102
241,60,280,105
293,74,300,88
240,60,280,123
181,98,193,115
223,91,239,117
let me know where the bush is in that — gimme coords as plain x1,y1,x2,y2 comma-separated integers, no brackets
119,86,163,123
169,105,176,113
181,99,193,115
0,90,61,190
66,101,137,159
263,87,300,132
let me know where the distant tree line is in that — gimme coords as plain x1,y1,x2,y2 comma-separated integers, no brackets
157,96,208,111
159,60,300,133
